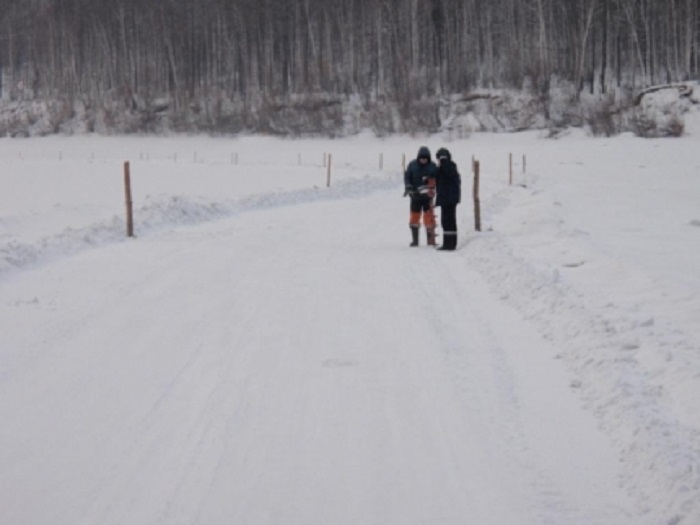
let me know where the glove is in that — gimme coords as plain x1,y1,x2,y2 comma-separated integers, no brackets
403,188,411,197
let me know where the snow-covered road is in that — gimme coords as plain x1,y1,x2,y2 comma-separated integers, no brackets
2,131,699,524
1,187,636,524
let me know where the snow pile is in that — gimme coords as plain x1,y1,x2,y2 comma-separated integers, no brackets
466,181,700,521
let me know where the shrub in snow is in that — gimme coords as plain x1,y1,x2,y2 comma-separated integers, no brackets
0,81,696,138
580,93,627,137
632,87,689,138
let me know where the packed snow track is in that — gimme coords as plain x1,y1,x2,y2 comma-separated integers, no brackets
1,187,642,524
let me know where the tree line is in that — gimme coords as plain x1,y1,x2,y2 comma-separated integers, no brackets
0,0,698,131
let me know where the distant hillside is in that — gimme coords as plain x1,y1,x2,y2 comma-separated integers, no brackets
1,1,699,136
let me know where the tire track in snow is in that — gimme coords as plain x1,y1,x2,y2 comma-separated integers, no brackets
406,251,631,524
0,186,641,524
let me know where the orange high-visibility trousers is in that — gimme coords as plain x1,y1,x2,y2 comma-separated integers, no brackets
409,196,435,228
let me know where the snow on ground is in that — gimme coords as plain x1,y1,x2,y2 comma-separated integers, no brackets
0,127,699,524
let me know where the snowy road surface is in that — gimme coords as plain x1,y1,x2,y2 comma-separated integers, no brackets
2,132,699,524
2,190,635,524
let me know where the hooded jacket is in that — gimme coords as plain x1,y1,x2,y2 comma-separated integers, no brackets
404,146,437,199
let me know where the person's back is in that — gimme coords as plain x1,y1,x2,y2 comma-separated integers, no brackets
435,158,461,207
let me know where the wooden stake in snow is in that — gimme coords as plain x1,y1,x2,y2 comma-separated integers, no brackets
509,153,513,185
326,154,332,187
124,162,134,238
379,153,383,171
473,160,482,232
523,154,527,174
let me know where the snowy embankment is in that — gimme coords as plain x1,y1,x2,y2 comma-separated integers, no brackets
1,129,699,524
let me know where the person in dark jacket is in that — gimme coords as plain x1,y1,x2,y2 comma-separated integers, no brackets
434,147,461,251
404,146,438,247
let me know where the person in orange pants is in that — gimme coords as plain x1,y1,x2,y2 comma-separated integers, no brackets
404,146,438,247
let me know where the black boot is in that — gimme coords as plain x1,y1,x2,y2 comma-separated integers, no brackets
409,226,419,247
438,232,457,251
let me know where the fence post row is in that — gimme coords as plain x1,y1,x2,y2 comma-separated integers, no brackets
120,151,484,237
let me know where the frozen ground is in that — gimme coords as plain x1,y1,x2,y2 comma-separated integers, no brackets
0,125,699,524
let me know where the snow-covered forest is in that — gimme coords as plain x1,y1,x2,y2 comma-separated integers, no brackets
1,0,699,136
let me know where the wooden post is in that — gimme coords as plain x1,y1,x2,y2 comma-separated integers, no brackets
523,154,526,173
379,153,383,171
326,154,332,187
473,160,481,232
124,162,134,238
509,153,513,185
402,154,406,172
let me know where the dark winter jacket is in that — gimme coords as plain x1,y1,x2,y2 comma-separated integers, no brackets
404,146,437,199
435,158,461,207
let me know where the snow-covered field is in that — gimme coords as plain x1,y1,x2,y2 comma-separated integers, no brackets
1,123,699,524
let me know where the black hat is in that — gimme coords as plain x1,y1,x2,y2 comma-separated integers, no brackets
436,148,451,161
